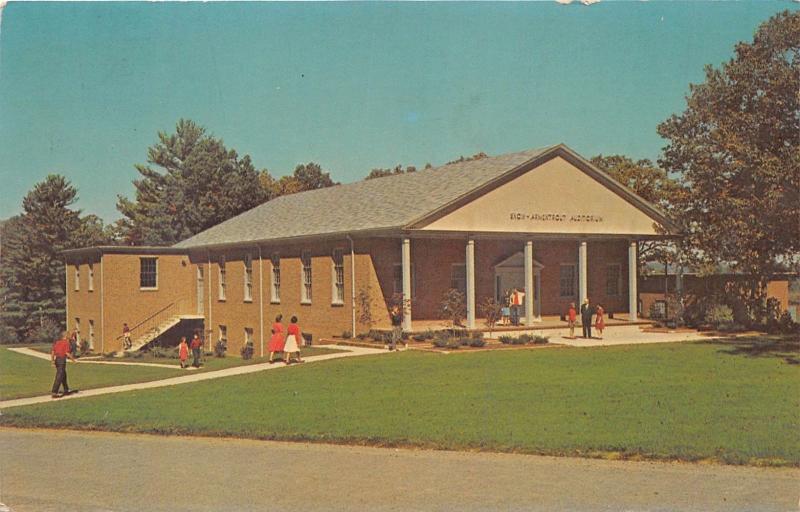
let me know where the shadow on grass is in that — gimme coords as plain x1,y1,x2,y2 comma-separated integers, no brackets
699,335,800,365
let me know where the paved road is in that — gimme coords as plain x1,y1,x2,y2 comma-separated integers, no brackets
1,429,797,512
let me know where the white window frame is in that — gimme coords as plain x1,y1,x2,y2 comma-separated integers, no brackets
392,263,416,298
88,319,95,349
301,251,313,304
139,257,158,290
74,266,80,291
244,327,253,346
88,263,94,292
270,253,281,304
219,325,227,343
559,264,577,298
331,248,345,305
244,254,253,302
218,256,227,301
606,264,622,296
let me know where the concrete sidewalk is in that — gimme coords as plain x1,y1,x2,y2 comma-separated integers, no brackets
7,347,186,369
500,324,721,347
0,345,385,410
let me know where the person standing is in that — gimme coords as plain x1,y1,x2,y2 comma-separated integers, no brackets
284,316,304,364
580,298,594,339
567,302,577,339
51,331,77,398
178,337,190,369
595,304,606,339
388,304,404,351
190,332,203,368
268,314,285,363
122,323,131,350
69,330,79,357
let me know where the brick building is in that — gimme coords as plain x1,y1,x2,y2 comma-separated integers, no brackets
64,144,677,356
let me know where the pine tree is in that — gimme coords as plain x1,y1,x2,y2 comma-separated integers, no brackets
117,119,269,245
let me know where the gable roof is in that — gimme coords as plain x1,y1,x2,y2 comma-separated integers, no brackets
174,144,676,250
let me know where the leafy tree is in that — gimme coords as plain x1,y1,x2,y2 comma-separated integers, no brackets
439,288,466,332
589,155,683,271
657,10,800,318
478,297,503,337
365,165,417,180
260,162,338,198
446,152,489,165
117,119,269,245
0,176,109,340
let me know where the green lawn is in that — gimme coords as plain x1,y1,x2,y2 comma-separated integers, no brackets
0,347,182,400
2,338,798,466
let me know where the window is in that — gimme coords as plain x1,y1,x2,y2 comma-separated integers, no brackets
332,249,345,305
270,253,281,303
450,264,466,293
301,251,313,304
218,256,226,300
140,258,158,289
244,254,253,302
88,320,95,349
88,264,94,291
559,264,576,298
219,325,227,343
392,264,416,298
606,264,621,296
74,266,80,291
74,318,80,341
244,327,253,346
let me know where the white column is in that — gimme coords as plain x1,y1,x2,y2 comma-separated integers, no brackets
628,240,638,321
402,238,412,331
524,240,534,325
466,239,476,330
578,241,588,306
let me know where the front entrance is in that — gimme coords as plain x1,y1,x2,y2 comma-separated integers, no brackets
494,252,542,321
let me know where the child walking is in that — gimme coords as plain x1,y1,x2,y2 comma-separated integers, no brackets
178,337,189,368
567,302,577,339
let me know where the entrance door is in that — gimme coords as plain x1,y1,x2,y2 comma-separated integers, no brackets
196,266,204,315
494,252,543,322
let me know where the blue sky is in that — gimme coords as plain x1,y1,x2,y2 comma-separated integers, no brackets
0,1,795,222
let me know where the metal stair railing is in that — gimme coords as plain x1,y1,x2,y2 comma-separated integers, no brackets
116,299,189,350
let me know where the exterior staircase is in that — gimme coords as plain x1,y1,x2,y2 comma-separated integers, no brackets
115,299,203,356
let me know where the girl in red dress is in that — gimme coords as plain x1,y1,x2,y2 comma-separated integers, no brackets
567,303,577,339
178,337,189,368
595,304,606,339
284,316,304,364
268,314,285,363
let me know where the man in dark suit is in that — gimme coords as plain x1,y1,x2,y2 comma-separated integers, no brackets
580,298,595,339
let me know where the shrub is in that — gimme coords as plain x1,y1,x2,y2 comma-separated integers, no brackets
412,334,427,342
150,346,166,359
27,318,62,345
0,324,19,344
778,311,799,334
531,335,550,344
340,330,352,339
432,337,449,348
718,322,745,333
446,338,461,349
240,341,255,360
79,339,92,355
498,335,514,345
467,338,486,347
705,304,734,328
214,339,227,358
439,288,466,330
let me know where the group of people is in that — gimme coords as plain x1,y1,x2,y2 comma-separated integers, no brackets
267,314,305,364
500,288,527,326
177,332,205,368
566,298,605,339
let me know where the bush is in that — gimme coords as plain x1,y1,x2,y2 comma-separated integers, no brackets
531,335,549,344
368,330,392,343
340,330,352,339
717,322,745,333
705,304,734,328
498,335,514,345
214,339,227,358
446,338,461,349
467,338,486,347
79,339,91,355
27,318,62,345
432,337,449,348
240,341,255,360
778,311,799,334
0,324,19,344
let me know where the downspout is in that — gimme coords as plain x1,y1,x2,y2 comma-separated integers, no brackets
347,235,356,337
207,251,212,352
100,256,104,353
258,246,264,358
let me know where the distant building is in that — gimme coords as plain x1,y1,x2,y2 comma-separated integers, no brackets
64,144,677,355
